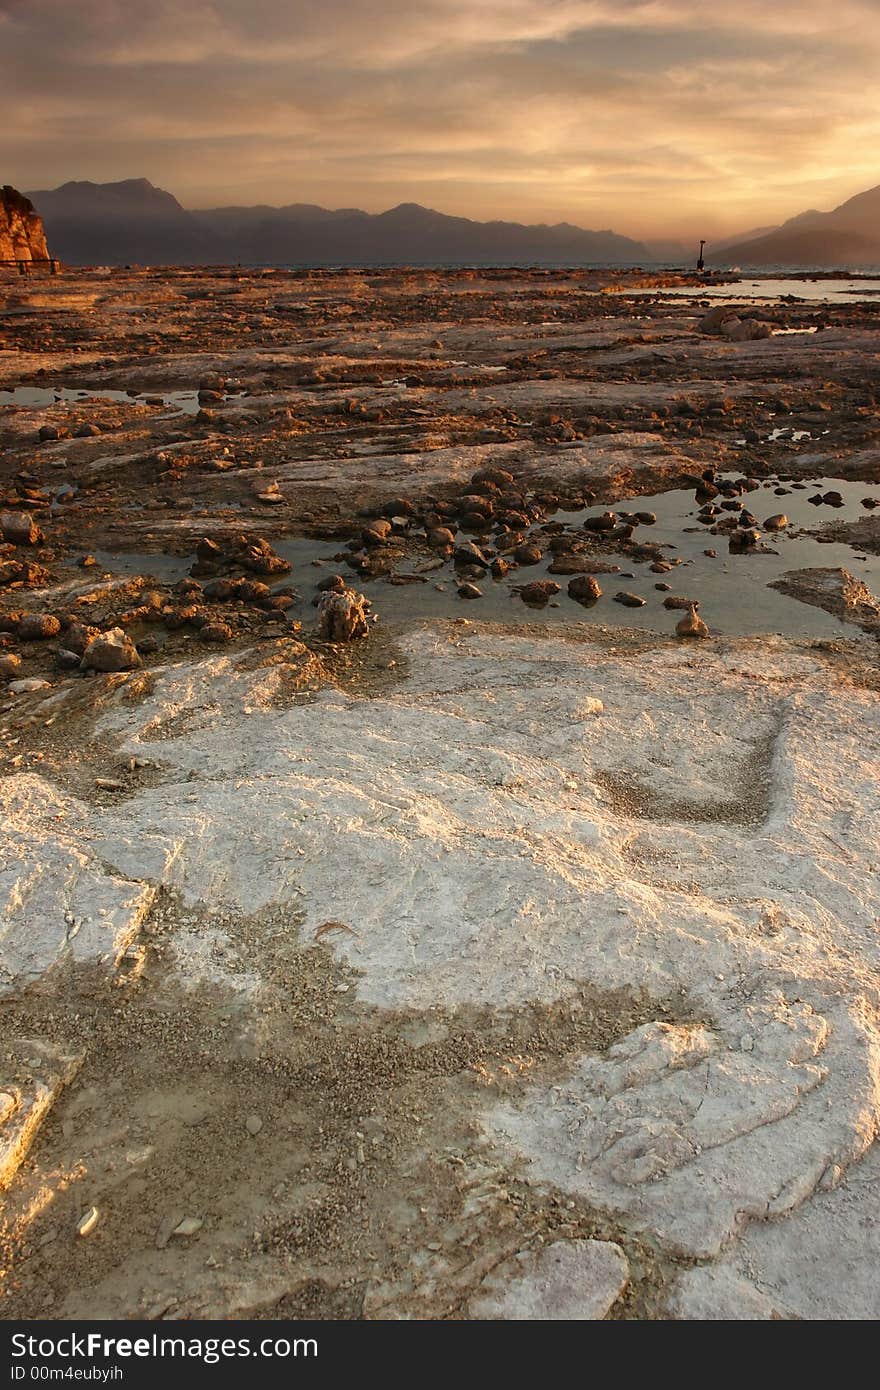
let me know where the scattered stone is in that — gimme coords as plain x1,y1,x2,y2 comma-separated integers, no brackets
614,591,646,607
245,1115,263,1137
764,514,788,531
80,628,141,673
172,1217,203,1237
518,580,560,606
199,622,234,644
729,528,761,551
583,511,616,532
18,613,61,640
453,541,488,570
457,583,482,600
77,1207,100,1238
8,677,50,694
1,512,44,546
362,519,392,546
0,653,22,679
567,575,602,605
427,527,455,550
514,543,542,566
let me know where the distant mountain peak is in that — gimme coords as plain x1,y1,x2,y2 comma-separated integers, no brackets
712,177,880,267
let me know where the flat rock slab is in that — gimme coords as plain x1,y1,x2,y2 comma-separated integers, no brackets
809,513,880,555
0,773,160,993
0,1039,82,1189
669,1141,880,1319
769,567,880,632
469,1239,629,1320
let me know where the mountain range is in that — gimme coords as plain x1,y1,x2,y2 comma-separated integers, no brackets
710,184,880,267
26,179,650,267
22,176,880,269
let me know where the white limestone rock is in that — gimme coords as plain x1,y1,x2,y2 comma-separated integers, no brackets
0,1039,82,1189
469,1239,629,1320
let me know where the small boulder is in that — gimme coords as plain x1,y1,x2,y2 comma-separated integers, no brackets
567,575,602,605
317,587,372,641
1,511,44,546
676,603,710,639
80,628,141,672
18,613,61,640
518,580,560,606
361,519,392,546
200,622,234,643
514,543,542,566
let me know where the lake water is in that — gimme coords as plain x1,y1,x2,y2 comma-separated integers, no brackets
100,473,880,640
0,386,203,415
630,277,880,306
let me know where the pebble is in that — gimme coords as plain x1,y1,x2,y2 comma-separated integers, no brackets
172,1217,203,1238
8,677,50,694
245,1114,263,1136
614,591,646,607
77,1206,100,1237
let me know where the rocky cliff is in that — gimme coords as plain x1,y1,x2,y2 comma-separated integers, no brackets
0,185,50,262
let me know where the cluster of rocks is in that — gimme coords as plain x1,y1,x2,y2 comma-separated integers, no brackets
698,305,772,342
0,507,51,590
683,469,791,553
332,465,721,634
0,607,141,681
0,560,308,693
191,533,292,578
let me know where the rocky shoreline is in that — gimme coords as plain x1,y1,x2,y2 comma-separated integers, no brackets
0,266,878,1320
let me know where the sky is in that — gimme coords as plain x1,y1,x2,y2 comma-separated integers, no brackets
1,1,878,240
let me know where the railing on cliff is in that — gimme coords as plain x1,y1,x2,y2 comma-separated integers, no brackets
0,257,61,274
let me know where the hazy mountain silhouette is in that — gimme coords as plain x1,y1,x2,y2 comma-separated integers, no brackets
194,198,651,265
712,184,880,266
27,175,880,269
28,178,650,266
27,179,221,265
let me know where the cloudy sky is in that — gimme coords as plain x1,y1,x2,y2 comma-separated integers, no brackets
2,1,878,238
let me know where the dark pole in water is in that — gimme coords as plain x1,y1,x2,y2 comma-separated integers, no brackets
696,239,706,272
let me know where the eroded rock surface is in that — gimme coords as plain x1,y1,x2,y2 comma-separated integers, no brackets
0,187,50,263
469,1239,629,1319
0,1040,81,1190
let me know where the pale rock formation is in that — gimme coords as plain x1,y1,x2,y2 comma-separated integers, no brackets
0,1040,82,1190
469,1239,629,1319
